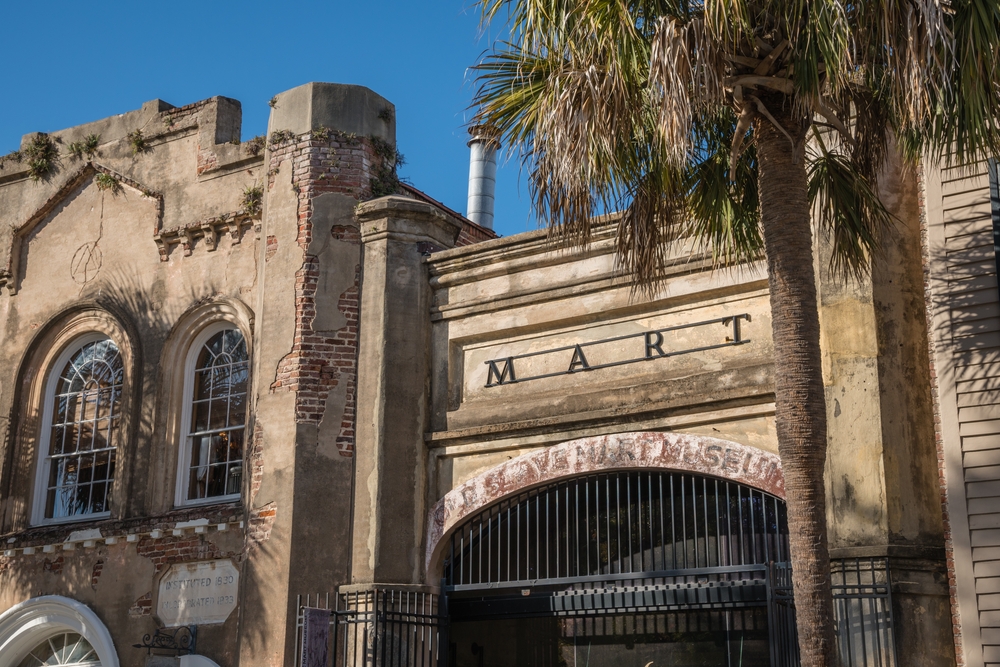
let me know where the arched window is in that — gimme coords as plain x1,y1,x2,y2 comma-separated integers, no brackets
32,336,123,525
176,325,249,505
16,633,101,666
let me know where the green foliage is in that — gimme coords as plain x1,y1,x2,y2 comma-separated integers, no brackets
310,126,331,142
269,130,295,148
127,129,147,156
241,184,263,216
94,172,122,196
23,133,59,181
68,134,101,160
245,135,266,156
268,96,278,108
377,107,394,123
472,0,1000,285
367,136,406,198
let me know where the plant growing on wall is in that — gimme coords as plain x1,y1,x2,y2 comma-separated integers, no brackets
367,135,405,198
127,129,147,156
245,135,266,156
23,133,59,181
471,1,1000,666
94,172,122,196
310,126,331,142
268,130,295,148
68,134,101,160
241,184,263,216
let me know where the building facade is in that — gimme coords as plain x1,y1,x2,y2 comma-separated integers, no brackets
0,81,989,667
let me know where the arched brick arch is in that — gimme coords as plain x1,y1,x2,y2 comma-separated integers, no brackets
425,431,783,572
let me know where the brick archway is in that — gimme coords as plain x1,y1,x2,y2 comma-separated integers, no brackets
425,431,783,573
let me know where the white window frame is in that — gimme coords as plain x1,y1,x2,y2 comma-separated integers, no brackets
174,321,248,508
31,333,117,527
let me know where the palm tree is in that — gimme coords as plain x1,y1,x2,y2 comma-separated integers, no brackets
471,2,1000,665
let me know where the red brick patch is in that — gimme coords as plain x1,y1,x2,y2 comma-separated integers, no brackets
91,559,104,589
129,592,153,618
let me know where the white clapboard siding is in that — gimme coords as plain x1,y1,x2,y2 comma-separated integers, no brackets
926,157,1000,667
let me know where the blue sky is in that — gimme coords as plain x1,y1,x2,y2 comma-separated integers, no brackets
0,1,535,238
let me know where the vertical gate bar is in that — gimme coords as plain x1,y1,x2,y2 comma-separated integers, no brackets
670,474,677,570
691,475,700,568
332,596,339,667
762,491,771,564
766,563,778,667
506,503,511,582
725,483,733,567
477,518,482,586
635,474,643,573
681,475,688,569
459,532,464,586
748,490,758,563
585,478,592,575
516,498,521,581
626,474,634,573
874,570,886,667
615,475,623,574
647,473,654,574
487,508,493,585
448,535,454,587
737,485,745,565
572,482,579,577
702,477,710,568
715,479,722,568
529,494,549,579
659,474,666,572
605,476,612,574
545,490,559,577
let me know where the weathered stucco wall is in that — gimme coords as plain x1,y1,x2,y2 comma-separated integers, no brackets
426,225,779,514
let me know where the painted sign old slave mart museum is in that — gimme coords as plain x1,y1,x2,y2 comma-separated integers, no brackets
0,79,997,667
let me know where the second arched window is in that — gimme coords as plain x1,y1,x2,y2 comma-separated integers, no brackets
179,327,248,505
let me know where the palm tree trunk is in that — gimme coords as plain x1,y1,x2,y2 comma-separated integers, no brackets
755,115,837,667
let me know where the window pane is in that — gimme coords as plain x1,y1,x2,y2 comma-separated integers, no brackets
228,393,247,428
194,369,212,400
209,399,228,431
184,329,248,502
42,338,122,519
193,400,210,432
226,463,243,496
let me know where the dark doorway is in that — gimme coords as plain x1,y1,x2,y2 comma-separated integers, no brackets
451,608,771,667
442,470,796,667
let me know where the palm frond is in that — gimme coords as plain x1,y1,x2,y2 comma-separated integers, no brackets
685,109,763,268
921,0,1000,163
808,145,895,281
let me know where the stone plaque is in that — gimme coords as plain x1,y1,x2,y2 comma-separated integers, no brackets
156,559,239,627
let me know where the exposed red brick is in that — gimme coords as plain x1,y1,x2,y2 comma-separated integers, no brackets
91,559,104,589
456,220,498,247
267,131,369,457
42,556,64,574
128,592,153,618
136,534,224,573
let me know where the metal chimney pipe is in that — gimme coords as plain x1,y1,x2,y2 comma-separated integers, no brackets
467,125,499,229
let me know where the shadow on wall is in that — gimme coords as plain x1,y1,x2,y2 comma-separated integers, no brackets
0,267,276,667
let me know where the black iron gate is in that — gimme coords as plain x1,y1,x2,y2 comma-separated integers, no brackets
297,589,447,667
297,470,897,667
